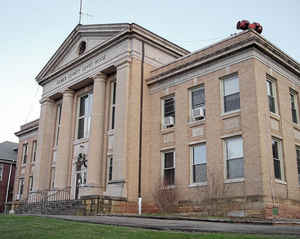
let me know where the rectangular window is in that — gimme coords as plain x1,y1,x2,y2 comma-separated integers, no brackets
77,93,93,139
22,143,28,164
108,157,113,181
190,86,205,121
272,138,285,181
163,151,175,185
290,89,299,124
225,136,244,179
31,140,37,162
0,164,3,181
162,96,175,128
110,81,117,130
191,144,207,183
223,75,240,113
50,167,55,189
18,178,24,196
296,147,300,184
55,103,62,145
29,176,33,192
266,78,278,114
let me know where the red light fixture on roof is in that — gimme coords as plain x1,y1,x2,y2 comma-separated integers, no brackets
237,20,263,34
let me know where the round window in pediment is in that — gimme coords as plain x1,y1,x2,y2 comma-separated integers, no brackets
78,41,87,55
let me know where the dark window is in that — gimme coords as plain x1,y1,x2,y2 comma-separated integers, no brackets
164,97,175,118
192,144,207,183
296,148,300,184
164,151,175,185
108,157,113,181
272,139,283,180
266,80,276,113
110,81,117,130
290,91,298,124
32,140,37,162
77,93,92,139
22,144,28,164
29,176,33,191
225,137,244,179
223,76,240,113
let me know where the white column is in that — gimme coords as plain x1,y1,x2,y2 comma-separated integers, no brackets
85,73,106,196
55,89,74,189
35,98,56,191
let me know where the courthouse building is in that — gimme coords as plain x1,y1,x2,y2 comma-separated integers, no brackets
13,23,300,218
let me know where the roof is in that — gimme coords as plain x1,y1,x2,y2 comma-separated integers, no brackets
147,29,300,85
15,119,39,137
0,141,18,163
36,23,190,85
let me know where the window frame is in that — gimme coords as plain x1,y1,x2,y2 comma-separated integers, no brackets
221,74,240,114
108,156,113,182
272,138,285,182
21,143,28,165
161,95,175,129
18,178,24,197
109,80,117,130
290,89,299,124
50,167,55,189
224,136,244,181
76,92,93,139
0,164,3,181
189,85,205,122
190,143,207,185
266,76,279,115
29,176,33,192
54,103,62,145
161,150,176,186
296,146,300,185
31,140,37,162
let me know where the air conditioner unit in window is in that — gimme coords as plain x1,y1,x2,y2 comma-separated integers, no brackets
164,116,174,128
16,194,20,200
192,107,205,120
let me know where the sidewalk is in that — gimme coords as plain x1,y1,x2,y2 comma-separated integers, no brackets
30,214,300,235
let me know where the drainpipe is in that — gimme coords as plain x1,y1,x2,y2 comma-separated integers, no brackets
138,41,145,215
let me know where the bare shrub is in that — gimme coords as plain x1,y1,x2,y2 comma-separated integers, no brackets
153,180,178,214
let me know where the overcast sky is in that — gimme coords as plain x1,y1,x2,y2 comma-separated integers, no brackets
0,0,299,143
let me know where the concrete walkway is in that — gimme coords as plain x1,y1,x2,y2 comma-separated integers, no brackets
42,215,300,236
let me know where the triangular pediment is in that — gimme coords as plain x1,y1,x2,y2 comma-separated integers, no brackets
36,23,130,82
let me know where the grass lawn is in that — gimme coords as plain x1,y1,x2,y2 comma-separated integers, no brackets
0,215,297,239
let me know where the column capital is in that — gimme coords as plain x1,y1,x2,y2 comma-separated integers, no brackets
94,72,106,82
62,88,74,97
39,97,55,105
115,59,131,70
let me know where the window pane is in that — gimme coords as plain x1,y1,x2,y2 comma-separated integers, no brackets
266,80,273,96
193,144,206,164
272,140,279,159
224,77,239,96
77,118,85,139
164,97,175,117
227,158,244,179
79,95,87,116
192,88,205,109
111,106,115,129
227,137,243,159
291,93,298,123
164,152,174,168
274,159,281,180
193,164,207,183
164,168,175,185
224,92,240,112
112,82,117,105
268,95,276,113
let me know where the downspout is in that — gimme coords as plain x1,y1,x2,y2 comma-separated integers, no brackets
138,41,145,215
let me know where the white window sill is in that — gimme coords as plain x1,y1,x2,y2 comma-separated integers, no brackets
187,119,206,127
270,112,280,120
275,179,287,185
225,178,244,184
107,129,115,136
221,109,240,118
189,182,208,187
73,137,89,145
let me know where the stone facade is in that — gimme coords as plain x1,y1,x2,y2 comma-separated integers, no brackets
13,24,300,218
